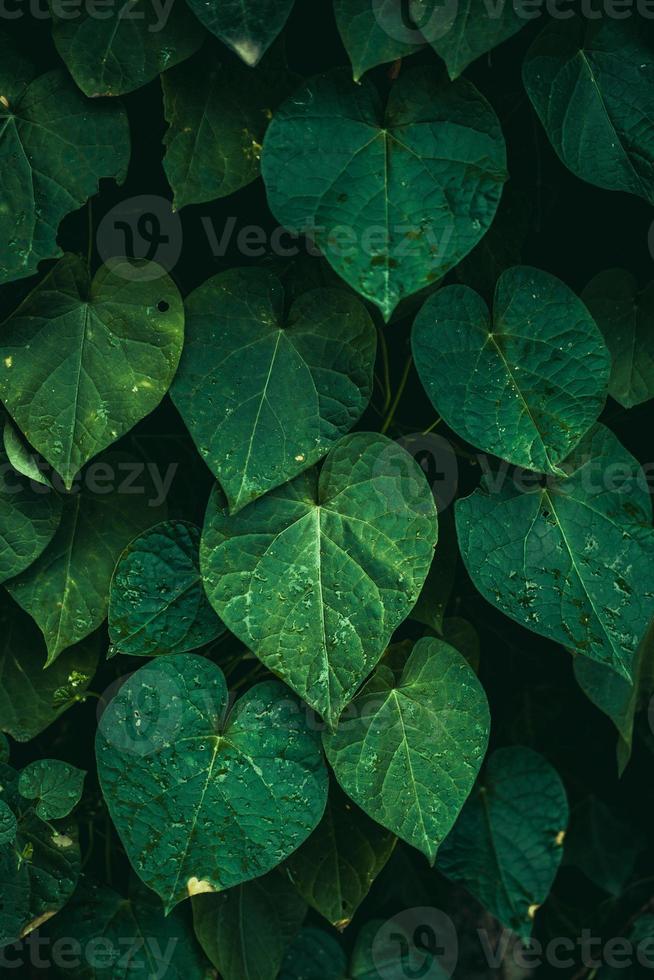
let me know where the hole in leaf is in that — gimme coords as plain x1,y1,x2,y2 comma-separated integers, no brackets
157,300,169,313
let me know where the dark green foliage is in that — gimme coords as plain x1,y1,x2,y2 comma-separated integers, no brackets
0,7,652,978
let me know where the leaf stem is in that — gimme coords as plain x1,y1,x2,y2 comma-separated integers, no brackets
381,355,412,434
377,328,392,414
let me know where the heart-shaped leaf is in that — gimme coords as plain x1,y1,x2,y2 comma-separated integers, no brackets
18,760,85,821
456,425,654,681
184,0,294,66
193,871,307,980
6,452,165,664
96,654,328,911
438,747,569,938
284,782,396,929
0,593,99,742
0,254,184,490
412,266,610,475
334,0,419,82
201,433,437,726
523,17,654,204
0,761,81,946
109,520,224,658
261,66,507,319
582,269,654,409
162,43,295,209
171,268,376,512
51,0,204,97
323,637,490,863
0,36,129,285
0,442,62,584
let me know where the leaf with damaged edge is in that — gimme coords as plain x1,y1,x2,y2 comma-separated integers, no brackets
582,269,654,409
323,637,490,863
171,268,376,512
0,35,129,285
412,266,611,475
96,654,328,912
438,746,569,938
523,17,654,204
0,253,184,490
284,782,396,929
456,425,654,681
193,870,307,980
201,432,437,727
261,66,507,320
109,520,224,658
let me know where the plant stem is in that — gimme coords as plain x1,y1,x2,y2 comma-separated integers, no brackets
381,355,412,434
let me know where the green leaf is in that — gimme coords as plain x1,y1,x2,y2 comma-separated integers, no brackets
563,796,645,897
172,268,376,512
51,0,204,97
279,927,347,980
201,432,437,726
456,424,654,681
184,0,294,66
44,877,212,978
3,419,52,489
0,37,129,285
412,266,610,475
193,871,307,980
0,593,99,742
96,654,328,911
0,800,16,845
0,443,62,584
438,746,569,938
284,783,396,929
582,269,654,409
334,0,419,82
18,760,85,821
109,520,224,658
523,17,654,204
261,66,507,320
0,734,8,764
162,42,295,210
574,614,654,774
6,452,165,664
0,254,184,490
323,637,490,863
0,761,80,946
426,0,531,79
